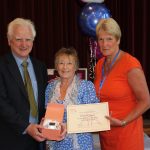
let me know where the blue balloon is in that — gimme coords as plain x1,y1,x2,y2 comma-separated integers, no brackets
78,3,111,37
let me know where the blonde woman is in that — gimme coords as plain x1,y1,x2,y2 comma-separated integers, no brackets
94,18,150,150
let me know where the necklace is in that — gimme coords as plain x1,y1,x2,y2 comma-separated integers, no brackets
99,50,120,89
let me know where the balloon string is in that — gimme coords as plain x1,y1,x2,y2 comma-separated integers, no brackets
88,37,96,81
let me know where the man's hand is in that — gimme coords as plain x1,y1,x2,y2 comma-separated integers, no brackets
26,123,46,142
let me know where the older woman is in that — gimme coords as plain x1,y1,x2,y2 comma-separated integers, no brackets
45,47,99,150
94,18,150,150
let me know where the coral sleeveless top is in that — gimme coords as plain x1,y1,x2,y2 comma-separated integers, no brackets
94,52,144,150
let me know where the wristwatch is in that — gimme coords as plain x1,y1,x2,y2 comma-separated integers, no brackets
121,120,127,126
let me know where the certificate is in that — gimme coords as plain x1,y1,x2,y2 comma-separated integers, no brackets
67,102,110,133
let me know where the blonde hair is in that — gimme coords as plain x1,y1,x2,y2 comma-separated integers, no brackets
7,18,36,40
55,47,79,70
96,18,121,41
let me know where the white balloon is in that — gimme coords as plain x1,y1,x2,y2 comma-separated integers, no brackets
81,0,104,3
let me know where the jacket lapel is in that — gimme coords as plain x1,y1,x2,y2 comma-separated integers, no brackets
31,58,41,106
6,53,28,99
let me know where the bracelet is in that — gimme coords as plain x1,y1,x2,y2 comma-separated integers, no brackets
121,120,127,126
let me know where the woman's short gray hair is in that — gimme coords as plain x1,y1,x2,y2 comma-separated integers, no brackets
55,47,79,70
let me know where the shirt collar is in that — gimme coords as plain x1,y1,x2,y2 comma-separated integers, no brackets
12,53,31,67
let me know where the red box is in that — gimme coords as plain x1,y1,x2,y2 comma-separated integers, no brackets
42,103,64,140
